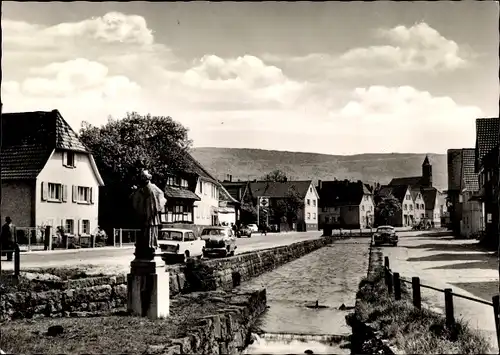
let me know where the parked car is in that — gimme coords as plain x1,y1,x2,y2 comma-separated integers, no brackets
373,225,398,246
246,224,259,233
238,225,252,238
158,228,205,264
201,226,237,258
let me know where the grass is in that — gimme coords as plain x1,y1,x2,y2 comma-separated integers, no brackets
355,266,491,354
0,293,221,354
0,267,106,294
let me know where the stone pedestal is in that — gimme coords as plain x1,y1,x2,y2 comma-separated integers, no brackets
127,259,170,319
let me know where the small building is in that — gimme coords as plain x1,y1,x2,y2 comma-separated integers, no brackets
389,155,445,228
1,110,104,240
244,180,319,232
377,184,413,227
317,180,375,230
459,149,483,238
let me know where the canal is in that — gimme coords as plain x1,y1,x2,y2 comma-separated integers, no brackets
239,238,371,354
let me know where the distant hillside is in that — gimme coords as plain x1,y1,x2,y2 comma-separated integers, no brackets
190,147,448,191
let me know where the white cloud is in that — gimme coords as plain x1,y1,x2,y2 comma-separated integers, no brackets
262,22,471,78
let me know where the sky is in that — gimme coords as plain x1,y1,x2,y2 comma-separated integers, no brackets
2,1,499,155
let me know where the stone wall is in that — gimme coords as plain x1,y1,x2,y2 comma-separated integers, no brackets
150,289,267,355
0,275,127,321
169,237,336,296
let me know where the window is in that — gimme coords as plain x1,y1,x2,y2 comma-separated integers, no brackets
200,181,203,194
81,220,90,235
185,232,196,241
313,213,316,219
310,187,312,193
406,195,411,200
307,212,311,220
313,200,316,207
307,199,310,206
48,183,62,200
421,213,424,218
63,151,76,168
65,219,74,234
322,207,328,212
75,186,91,203
361,205,365,211
161,204,193,223
404,204,407,210
369,205,373,211
410,205,413,211
362,216,365,223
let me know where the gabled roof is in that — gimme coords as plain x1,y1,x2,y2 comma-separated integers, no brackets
184,153,218,184
164,186,200,201
219,184,239,204
475,117,500,172
389,176,421,188
379,185,409,203
221,181,248,202
461,148,479,192
410,190,422,201
249,180,312,199
317,180,370,207
421,188,438,210
1,110,92,180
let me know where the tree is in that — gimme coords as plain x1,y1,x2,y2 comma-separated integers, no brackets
273,185,305,228
262,169,288,182
375,194,402,226
79,112,193,229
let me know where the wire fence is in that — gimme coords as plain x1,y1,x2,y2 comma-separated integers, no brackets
383,255,500,349
112,228,140,247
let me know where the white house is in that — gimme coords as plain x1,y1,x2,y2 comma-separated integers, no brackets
1,110,104,241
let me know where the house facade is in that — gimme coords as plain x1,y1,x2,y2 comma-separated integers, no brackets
411,190,426,223
389,155,445,228
1,110,104,241
317,180,375,231
245,180,319,232
378,185,413,227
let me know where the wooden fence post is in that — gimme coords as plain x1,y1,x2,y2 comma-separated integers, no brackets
14,244,20,278
384,256,390,269
412,277,421,309
492,295,500,349
113,228,116,247
444,288,455,328
119,229,123,248
393,272,401,300
387,269,393,294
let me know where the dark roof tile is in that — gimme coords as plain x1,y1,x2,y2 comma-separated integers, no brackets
461,148,479,191
421,188,438,210
164,186,200,200
389,176,422,187
249,180,312,199
475,118,500,171
317,180,368,207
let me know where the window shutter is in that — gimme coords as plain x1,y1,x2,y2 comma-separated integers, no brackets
72,186,77,203
62,151,67,166
62,185,68,202
90,187,94,204
77,219,81,236
41,182,48,201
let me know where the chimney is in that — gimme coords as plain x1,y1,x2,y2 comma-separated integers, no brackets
318,180,323,190
229,174,233,182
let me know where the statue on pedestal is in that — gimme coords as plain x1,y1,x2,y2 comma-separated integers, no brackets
130,170,167,261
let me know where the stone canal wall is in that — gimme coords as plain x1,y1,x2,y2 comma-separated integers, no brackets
169,236,339,295
154,289,267,355
1,275,127,321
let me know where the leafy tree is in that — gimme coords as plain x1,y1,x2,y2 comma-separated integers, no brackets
79,112,193,229
375,194,402,226
272,185,305,228
262,169,288,182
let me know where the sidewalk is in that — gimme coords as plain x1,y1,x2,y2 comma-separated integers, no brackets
17,245,134,255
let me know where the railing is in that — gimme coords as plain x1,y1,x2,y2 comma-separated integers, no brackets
112,228,140,247
383,256,500,348
15,227,45,252
0,244,21,277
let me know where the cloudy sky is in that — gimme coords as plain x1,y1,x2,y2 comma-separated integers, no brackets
2,1,498,155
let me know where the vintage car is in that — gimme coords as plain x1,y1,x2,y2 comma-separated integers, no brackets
373,225,398,247
158,228,205,264
246,224,259,233
201,226,237,258
238,225,253,238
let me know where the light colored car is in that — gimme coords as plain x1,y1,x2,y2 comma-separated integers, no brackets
246,224,259,233
373,225,398,246
158,228,205,263
201,226,237,258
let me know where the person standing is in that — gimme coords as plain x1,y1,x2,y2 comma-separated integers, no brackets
1,217,16,261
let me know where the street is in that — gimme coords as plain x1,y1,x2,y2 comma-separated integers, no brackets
1,230,324,275
380,232,499,353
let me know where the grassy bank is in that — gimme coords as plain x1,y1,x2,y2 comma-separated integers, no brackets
354,266,491,354
0,293,218,354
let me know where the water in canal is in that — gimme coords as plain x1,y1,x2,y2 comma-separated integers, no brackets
240,239,370,354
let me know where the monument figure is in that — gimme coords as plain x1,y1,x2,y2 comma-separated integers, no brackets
130,169,167,261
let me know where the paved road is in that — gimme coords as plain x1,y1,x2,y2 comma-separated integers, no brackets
379,232,498,353
1,230,324,274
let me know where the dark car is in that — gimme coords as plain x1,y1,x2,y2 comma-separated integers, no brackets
373,226,398,246
201,226,237,258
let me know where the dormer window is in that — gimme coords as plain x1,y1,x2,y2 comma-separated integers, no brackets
63,151,76,168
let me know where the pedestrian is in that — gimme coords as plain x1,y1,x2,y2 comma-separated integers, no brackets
1,217,16,261
260,222,267,236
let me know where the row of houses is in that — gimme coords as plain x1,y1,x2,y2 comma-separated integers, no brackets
447,117,499,245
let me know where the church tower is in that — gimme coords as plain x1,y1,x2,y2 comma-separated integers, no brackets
421,155,432,187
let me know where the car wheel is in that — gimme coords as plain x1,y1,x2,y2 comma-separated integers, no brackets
393,243,398,247
248,233,252,238
183,251,190,263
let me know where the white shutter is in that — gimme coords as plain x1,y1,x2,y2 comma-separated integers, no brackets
62,185,68,202
90,187,94,204
72,186,77,203
41,182,48,201
62,151,67,166
77,219,82,236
